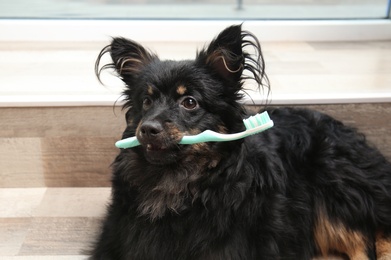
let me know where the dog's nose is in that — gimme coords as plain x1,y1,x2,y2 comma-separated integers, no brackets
139,121,163,139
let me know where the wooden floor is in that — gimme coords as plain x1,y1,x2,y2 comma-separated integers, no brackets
0,188,109,259
1,40,391,105
1,40,391,259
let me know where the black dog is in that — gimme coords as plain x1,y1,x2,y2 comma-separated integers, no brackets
91,25,391,259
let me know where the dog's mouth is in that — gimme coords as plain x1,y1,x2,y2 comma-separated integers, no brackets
145,143,167,152
139,139,181,165
135,120,189,165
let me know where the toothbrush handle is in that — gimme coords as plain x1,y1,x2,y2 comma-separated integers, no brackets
115,131,222,149
180,130,212,144
115,136,140,149
180,130,235,144
115,120,274,149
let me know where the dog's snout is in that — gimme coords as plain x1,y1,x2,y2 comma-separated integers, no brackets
140,121,163,139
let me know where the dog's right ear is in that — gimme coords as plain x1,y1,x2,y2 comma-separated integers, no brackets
197,25,245,84
95,37,157,84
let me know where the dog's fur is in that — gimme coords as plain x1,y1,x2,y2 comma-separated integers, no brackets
91,25,391,259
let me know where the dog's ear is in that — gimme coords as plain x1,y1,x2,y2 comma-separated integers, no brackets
196,25,269,95
96,37,157,83
197,25,245,82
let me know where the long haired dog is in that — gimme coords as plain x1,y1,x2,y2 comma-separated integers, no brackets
92,25,391,259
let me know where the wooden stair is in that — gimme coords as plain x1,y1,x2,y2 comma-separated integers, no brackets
1,103,390,189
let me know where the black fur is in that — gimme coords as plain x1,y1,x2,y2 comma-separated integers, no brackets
91,25,391,259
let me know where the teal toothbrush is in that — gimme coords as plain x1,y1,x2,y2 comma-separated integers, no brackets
115,111,274,149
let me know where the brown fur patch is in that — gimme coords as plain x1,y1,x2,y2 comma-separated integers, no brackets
189,128,202,135
205,49,243,75
147,85,154,95
217,125,228,134
314,208,368,259
164,122,183,142
176,85,187,95
376,231,391,260
126,115,134,125
118,57,144,74
188,142,221,169
184,128,222,168
138,171,192,219
135,120,143,138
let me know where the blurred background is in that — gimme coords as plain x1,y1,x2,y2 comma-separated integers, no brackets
1,0,390,19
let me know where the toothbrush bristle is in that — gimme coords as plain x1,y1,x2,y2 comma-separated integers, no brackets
243,112,271,130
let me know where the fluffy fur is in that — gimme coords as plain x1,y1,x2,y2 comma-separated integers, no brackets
91,25,391,259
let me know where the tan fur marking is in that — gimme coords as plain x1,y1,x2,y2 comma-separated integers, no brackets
165,122,184,143
184,128,221,168
147,85,154,95
191,143,221,169
118,58,143,74
135,121,143,137
189,128,202,135
217,125,228,134
176,85,187,95
220,56,243,73
206,50,243,74
127,118,133,125
314,209,368,260
376,231,391,260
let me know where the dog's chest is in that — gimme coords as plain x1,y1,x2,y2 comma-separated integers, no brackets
134,168,201,220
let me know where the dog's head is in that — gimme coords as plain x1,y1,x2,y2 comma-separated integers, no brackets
96,25,268,166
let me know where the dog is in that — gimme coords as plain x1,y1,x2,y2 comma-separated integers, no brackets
91,24,391,259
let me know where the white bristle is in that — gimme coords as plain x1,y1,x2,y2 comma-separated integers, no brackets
243,112,271,130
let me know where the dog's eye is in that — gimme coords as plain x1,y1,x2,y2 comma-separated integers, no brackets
143,97,153,110
181,97,198,110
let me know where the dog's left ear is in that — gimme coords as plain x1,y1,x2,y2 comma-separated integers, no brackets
197,25,245,83
95,37,157,85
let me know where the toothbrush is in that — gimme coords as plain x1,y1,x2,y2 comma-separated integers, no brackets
115,111,274,149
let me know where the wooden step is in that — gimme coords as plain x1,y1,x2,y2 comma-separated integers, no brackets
1,103,390,188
